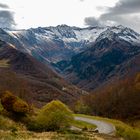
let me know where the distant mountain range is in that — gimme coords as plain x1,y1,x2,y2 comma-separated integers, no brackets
0,25,133,63
0,25,140,92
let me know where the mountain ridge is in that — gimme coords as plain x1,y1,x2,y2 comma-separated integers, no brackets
0,25,139,64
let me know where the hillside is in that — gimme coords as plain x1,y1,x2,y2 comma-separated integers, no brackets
74,73,140,120
0,40,83,107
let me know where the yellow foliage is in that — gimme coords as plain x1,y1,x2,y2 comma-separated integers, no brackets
29,100,73,131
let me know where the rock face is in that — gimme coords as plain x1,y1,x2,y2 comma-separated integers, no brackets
0,40,83,107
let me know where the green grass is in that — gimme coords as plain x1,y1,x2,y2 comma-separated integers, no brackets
0,112,119,140
0,131,93,140
0,130,122,140
71,119,96,130
0,59,10,68
74,114,140,140
53,130,92,140
0,115,25,131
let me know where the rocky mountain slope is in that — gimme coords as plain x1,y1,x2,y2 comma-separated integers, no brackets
56,26,140,90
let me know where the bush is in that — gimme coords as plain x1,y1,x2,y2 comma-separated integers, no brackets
1,91,29,116
0,100,3,113
28,100,74,131
74,100,91,114
1,91,16,112
13,99,29,114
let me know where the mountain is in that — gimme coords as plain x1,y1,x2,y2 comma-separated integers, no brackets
56,25,140,91
0,40,84,107
0,25,107,63
0,25,140,91
0,25,139,64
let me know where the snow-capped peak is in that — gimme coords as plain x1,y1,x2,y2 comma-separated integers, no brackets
95,25,140,44
0,25,140,63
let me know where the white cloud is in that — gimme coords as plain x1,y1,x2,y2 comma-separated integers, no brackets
0,0,118,29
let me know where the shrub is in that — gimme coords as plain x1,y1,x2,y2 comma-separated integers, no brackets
1,91,16,112
1,91,29,116
13,99,29,114
74,100,91,114
0,100,3,113
28,100,74,131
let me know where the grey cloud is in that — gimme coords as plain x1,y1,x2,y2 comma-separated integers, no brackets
0,3,16,29
85,0,140,32
0,3,9,9
84,17,102,26
108,0,140,15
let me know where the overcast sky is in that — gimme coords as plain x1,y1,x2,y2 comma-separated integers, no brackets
0,0,140,32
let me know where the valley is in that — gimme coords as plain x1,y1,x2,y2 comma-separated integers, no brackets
0,24,140,140
0,0,140,139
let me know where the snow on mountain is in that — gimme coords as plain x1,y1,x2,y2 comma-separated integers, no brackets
0,25,140,63
95,25,140,44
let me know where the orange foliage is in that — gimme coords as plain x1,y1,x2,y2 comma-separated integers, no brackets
1,91,29,115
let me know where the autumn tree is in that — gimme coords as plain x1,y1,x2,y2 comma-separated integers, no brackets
1,91,29,116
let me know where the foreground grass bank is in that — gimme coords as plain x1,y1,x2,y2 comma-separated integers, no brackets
74,114,140,140
0,114,122,140
0,130,93,140
0,114,91,140
0,95,127,140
